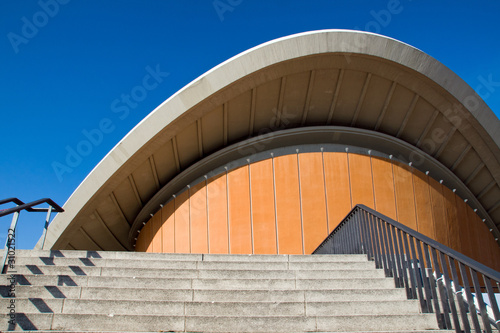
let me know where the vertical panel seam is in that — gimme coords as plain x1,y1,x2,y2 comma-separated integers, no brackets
160,205,164,253
321,148,330,235
410,166,418,233
296,150,305,255
205,176,210,254
225,167,230,254
271,153,279,254
391,158,399,221
346,149,353,209
426,175,436,240
369,154,376,211
188,186,192,253
248,161,254,254
452,189,464,255
173,195,177,253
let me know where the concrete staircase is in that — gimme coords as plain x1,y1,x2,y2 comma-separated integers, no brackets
1,250,448,332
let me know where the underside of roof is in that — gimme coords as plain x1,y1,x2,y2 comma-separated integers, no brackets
38,30,500,251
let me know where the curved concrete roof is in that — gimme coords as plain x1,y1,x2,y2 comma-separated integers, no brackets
39,30,500,251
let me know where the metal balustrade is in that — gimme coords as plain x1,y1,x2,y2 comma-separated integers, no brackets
0,198,63,274
314,204,500,333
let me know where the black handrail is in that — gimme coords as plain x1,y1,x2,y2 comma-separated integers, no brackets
0,197,64,217
314,204,500,333
1,197,64,274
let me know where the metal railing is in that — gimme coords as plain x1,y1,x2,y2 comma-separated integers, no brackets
0,198,63,273
314,204,500,333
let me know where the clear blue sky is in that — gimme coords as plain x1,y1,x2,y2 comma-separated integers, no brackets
1,0,499,249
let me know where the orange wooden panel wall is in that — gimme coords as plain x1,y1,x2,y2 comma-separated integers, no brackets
151,211,162,253
371,157,396,220
228,166,252,254
393,162,417,230
161,200,175,252
207,173,228,254
412,172,435,240
250,159,277,254
274,154,303,254
428,177,449,247
135,152,500,270
174,190,190,253
299,153,328,254
348,153,374,209
323,152,352,232
190,181,208,253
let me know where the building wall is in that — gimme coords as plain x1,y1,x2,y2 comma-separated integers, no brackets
136,152,500,271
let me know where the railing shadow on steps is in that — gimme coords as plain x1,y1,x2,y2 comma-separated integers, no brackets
313,204,500,333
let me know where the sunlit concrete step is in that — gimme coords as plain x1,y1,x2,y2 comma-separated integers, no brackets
190,314,440,332
1,313,440,332
9,274,395,290
13,256,376,270
16,249,203,261
0,298,421,316
1,285,408,302
16,250,368,262
12,264,385,279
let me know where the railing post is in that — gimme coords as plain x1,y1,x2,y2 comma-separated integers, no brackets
40,205,53,249
484,276,500,330
425,244,444,328
449,257,471,333
458,263,481,333
1,211,20,273
431,248,452,329
439,252,462,332
416,239,434,313
396,228,412,299
471,269,492,333
409,235,428,312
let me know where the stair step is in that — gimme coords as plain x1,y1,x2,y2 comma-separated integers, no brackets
0,298,420,316
4,313,440,332
16,250,367,262
12,264,385,279
2,285,408,302
14,256,375,270
10,274,394,289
